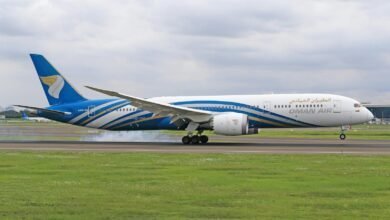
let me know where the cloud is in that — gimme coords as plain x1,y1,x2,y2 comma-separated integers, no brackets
0,0,390,107
151,1,298,37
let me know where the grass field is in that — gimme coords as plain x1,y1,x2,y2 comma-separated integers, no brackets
1,120,390,219
1,152,390,219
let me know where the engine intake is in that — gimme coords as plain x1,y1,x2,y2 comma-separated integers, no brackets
212,113,249,136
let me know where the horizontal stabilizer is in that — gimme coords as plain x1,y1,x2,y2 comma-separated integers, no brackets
14,105,71,116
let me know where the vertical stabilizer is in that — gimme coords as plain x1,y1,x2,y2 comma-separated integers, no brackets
30,54,87,105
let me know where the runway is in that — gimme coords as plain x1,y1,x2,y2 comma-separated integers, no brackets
0,138,389,154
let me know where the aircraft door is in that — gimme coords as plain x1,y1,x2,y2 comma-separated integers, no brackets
88,105,96,117
263,101,272,114
333,100,342,113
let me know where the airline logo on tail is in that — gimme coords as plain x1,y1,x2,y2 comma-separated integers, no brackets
40,75,64,99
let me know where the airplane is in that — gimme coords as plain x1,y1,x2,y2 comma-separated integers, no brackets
21,111,51,122
15,54,374,144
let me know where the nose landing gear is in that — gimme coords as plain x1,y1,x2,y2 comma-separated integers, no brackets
339,125,350,140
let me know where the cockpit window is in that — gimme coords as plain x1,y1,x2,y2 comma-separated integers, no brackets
354,103,361,108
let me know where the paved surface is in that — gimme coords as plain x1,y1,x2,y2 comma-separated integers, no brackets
0,138,389,154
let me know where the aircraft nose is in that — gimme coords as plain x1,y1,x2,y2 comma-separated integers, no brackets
366,108,374,121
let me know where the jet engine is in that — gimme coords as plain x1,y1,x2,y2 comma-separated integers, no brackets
212,112,255,136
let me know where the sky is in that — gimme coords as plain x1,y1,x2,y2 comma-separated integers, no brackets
1,0,390,107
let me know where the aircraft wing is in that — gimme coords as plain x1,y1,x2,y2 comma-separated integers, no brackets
86,86,213,123
14,105,71,116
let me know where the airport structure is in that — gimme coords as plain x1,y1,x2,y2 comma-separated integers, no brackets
365,104,390,123
0,106,3,119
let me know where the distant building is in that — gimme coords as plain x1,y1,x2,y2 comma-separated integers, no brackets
365,104,390,123
0,106,20,118
0,106,4,120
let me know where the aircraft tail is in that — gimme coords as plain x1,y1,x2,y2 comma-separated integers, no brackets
21,111,29,120
30,54,87,106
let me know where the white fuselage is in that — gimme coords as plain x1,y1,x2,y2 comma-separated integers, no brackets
78,93,373,130
152,94,372,127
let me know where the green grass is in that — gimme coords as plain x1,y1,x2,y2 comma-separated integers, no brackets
0,152,390,219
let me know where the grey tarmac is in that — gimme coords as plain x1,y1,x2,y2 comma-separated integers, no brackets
0,138,389,154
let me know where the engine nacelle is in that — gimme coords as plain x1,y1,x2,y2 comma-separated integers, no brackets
212,113,249,136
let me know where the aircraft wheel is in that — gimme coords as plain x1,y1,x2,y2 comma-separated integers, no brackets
200,135,209,144
182,136,191,144
339,134,346,140
191,135,200,144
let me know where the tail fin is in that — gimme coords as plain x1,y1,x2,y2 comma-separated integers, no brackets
21,111,28,120
30,54,87,106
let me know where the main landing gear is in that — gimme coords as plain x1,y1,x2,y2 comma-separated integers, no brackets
182,133,209,145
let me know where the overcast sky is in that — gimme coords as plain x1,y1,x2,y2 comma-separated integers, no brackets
1,0,390,107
